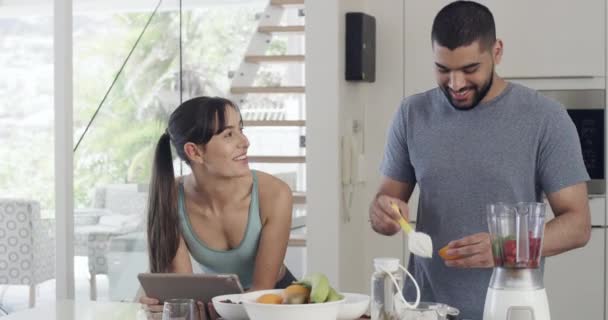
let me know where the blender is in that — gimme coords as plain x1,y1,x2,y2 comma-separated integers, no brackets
483,202,550,320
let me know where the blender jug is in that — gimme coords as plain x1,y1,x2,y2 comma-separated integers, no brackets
483,202,550,320
487,202,546,269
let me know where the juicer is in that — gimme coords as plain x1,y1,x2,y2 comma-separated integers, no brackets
483,202,550,320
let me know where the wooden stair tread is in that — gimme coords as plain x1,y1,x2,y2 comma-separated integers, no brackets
293,192,306,204
248,156,305,163
243,120,305,127
231,86,305,94
271,0,304,5
245,55,305,63
288,233,307,247
258,25,305,33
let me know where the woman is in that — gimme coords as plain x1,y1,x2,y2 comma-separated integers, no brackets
141,96,295,311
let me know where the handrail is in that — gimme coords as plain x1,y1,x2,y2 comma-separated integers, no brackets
73,0,163,152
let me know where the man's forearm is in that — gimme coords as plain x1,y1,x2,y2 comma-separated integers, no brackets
542,210,591,257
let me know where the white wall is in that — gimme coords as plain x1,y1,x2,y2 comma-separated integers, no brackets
305,0,341,286
306,0,407,293
356,0,409,294
336,0,368,293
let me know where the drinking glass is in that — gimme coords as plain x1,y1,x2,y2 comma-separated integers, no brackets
162,299,199,320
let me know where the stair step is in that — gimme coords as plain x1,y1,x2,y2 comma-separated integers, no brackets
293,192,306,205
248,156,305,163
258,25,305,34
245,55,305,64
271,0,305,5
231,86,305,94
288,233,307,247
244,120,306,127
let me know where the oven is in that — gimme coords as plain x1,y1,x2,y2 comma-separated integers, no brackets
540,90,605,195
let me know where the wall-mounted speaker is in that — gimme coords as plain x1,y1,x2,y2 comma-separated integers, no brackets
345,12,376,82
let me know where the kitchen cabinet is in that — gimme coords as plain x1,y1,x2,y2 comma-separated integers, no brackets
544,228,604,320
543,198,605,320
490,0,604,79
404,0,605,95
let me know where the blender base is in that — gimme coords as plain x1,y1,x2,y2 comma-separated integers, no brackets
483,287,550,320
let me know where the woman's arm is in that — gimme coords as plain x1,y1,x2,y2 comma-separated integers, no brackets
170,235,194,273
140,235,193,310
250,172,293,291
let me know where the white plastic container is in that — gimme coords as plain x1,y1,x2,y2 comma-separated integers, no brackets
371,258,404,320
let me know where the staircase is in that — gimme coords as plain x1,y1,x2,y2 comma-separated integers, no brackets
229,0,305,101
229,0,307,245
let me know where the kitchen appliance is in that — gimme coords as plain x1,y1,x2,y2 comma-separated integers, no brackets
539,89,605,194
567,108,604,190
483,202,550,320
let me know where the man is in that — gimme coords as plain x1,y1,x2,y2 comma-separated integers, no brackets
368,1,591,318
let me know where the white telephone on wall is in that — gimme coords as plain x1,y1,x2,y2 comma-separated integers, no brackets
341,133,366,186
341,132,366,222
341,134,355,185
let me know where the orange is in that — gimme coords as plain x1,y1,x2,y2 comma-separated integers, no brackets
284,284,310,297
438,245,460,260
283,284,311,304
256,293,284,304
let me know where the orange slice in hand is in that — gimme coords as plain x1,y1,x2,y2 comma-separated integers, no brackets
438,245,460,260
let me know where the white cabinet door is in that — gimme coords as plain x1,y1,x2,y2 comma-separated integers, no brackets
489,0,605,79
544,228,604,320
404,0,605,95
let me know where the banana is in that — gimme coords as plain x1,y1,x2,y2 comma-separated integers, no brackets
297,272,330,303
326,286,344,302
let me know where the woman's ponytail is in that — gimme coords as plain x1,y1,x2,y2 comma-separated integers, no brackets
147,132,179,273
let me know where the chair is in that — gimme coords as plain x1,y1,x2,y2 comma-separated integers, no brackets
74,184,147,300
0,199,55,308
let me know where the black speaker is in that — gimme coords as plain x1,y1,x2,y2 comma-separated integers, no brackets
345,12,376,82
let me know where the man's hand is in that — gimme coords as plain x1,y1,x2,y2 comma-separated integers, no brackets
369,194,409,236
442,232,494,268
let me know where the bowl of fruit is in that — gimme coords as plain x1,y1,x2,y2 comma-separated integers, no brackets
211,293,249,320
241,273,345,320
337,292,370,320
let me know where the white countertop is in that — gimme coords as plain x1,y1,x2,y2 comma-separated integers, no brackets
2,300,148,320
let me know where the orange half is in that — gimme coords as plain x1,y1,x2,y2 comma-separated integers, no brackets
438,245,460,260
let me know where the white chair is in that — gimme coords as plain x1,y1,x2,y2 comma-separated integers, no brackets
74,184,147,300
0,199,55,308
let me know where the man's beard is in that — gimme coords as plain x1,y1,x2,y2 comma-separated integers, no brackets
441,68,494,111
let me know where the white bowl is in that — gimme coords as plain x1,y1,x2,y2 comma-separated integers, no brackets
212,293,249,320
337,293,370,320
241,289,345,320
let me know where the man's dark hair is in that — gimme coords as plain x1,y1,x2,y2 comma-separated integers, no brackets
431,1,496,50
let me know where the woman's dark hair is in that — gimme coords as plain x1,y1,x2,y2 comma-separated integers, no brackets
431,1,496,51
147,96,240,273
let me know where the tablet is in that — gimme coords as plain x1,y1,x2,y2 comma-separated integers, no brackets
138,273,244,303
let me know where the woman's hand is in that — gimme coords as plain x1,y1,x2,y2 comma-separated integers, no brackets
140,297,217,320
205,302,220,320
140,296,163,313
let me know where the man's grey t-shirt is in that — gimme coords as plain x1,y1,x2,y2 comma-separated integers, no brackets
380,83,589,319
